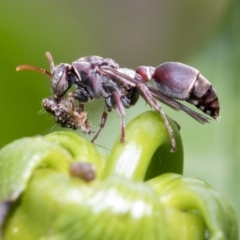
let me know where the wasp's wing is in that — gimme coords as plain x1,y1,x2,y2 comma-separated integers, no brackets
100,66,210,124
148,86,210,124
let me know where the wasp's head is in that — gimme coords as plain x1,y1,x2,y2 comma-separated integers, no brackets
16,52,72,99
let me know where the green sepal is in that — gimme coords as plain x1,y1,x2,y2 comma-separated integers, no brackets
148,173,239,240
0,137,72,202
3,170,167,240
103,111,183,181
45,131,109,178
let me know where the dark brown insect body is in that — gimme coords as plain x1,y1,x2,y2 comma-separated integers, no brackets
16,52,219,152
42,97,93,134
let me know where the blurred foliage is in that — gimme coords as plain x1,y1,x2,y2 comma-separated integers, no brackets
0,0,239,229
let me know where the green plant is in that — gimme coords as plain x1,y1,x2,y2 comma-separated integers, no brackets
0,111,238,240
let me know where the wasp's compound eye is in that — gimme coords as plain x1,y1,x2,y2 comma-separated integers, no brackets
51,64,71,96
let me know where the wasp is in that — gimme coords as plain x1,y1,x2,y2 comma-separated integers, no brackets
17,52,219,152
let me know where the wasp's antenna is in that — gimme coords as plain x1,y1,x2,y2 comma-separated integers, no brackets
16,65,51,77
45,52,55,73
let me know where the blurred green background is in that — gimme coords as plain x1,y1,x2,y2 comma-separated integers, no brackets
0,0,239,228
